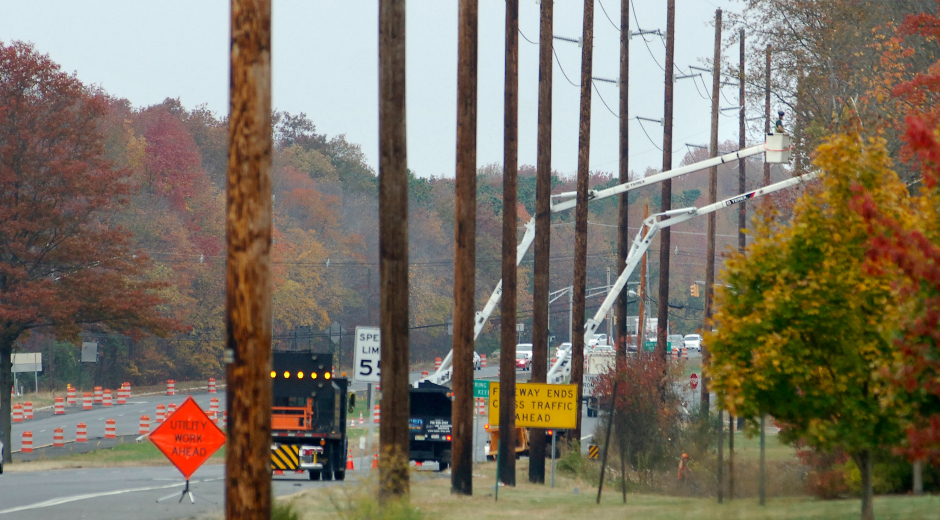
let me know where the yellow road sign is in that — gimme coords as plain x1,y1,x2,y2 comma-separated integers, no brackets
488,382,578,429
588,444,599,459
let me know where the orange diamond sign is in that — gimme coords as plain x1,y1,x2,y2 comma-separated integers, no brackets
150,396,226,480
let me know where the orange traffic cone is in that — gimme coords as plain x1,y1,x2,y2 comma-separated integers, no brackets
372,450,379,469
346,448,355,470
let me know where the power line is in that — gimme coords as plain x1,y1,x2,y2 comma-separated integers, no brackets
636,118,663,151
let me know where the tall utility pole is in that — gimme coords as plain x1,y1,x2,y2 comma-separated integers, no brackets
452,0,478,497
378,0,410,502
498,0,519,489
529,0,553,485
706,12,723,503
738,29,746,253
225,0,272,517
571,0,594,447
703,9,721,416
656,0,676,365
615,0,630,366
764,46,771,186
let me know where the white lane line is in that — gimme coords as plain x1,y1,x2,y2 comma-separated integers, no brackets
0,478,223,515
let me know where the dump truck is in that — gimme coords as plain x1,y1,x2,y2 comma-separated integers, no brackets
270,351,350,481
409,381,453,471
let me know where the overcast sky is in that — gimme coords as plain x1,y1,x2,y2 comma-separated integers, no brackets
1,0,752,180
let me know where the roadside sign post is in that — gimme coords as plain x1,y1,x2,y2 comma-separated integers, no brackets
473,380,489,465
355,326,381,464
690,373,699,409
150,396,227,503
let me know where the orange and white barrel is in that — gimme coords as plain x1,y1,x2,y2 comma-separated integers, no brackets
166,379,176,395
24,401,33,420
105,418,116,439
168,402,177,415
67,386,76,406
12,403,22,423
681,347,689,360
83,392,93,410
139,415,150,435
359,412,364,426
76,422,87,442
53,427,65,447
103,390,113,407
481,354,487,368
94,386,103,404
123,381,132,398
421,370,429,378
435,357,442,371
54,397,65,415
117,384,127,405
373,404,380,424
209,397,219,418
155,404,166,424
222,411,228,429
476,398,486,415
21,431,33,453
208,378,216,393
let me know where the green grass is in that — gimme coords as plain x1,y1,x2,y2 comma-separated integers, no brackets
11,441,226,471
729,430,797,462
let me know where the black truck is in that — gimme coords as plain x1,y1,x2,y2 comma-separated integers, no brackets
409,381,453,471
270,351,350,481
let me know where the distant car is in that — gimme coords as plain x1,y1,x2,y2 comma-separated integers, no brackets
667,334,685,352
516,343,533,360
473,351,482,370
684,334,702,352
588,334,609,348
515,352,531,371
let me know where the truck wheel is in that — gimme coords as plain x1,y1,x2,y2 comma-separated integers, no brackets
309,470,321,481
437,461,449,472
486,455,495,461
322,469,334,481
335,470,346,481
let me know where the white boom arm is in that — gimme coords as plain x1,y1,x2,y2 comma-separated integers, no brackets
542,170,816,383
421,135,792,386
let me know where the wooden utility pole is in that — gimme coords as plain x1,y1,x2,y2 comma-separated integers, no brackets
656,0,676,364
452,0,478,497
498,0,519,489
738,29,746,253
379,0,410,502
225,0,272,517
615,0,630,367
703,9,721,416
764,46,771,186
570,0,594,447
529,0,553,485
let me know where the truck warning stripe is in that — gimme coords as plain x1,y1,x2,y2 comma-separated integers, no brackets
271,444,300,470
588,444,599,460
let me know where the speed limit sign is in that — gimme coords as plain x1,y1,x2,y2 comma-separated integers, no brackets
354,326,381,382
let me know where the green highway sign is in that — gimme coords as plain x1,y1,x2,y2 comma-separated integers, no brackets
473,379,490,398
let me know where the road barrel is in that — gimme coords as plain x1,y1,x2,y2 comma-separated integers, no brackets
24,401,33,420
76,422,87,442
139,415,150,435
373,404,380,424
117,384,127,405
168,402,177,415
12,403,22,423
222,411,227,429
53,427,65,447
54,397,65,415
166,379,176,396
481,354,487,368
208,378,216,393
83,392,93,410
155,404,166,424
209,397,219,419
67,386,76,406
124,381,132,399
103,389,113,407
94,386,103,404
359,412,364,426
105,418,116,439
21,431,33,453
435,357,442,371
421,370,429,378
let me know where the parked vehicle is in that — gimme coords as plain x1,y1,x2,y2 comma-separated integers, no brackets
667,334,685,353
515,343,533,360
409,381,453,471
684,334,702,352
473,351,482,370
515,352,531,371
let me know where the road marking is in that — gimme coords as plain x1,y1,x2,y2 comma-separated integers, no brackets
0,478,223,515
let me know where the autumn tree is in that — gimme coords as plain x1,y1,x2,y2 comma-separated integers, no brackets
0,42,176,461
707,135,909,520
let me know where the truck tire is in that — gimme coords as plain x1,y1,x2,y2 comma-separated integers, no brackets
309,470,321,481
335,470,346,481
322,468,334,481
437,460,449,472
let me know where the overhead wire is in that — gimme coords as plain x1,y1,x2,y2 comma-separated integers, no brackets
636,118,663,151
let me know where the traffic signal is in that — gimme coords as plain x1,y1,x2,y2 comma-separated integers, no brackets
690,284,700,297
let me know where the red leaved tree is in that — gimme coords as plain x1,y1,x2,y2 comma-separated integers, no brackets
0,42,177,462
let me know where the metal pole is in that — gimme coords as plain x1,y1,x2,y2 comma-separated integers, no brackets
717,409,724,503
656,0,676,365
729,413,735,500
378,0,410,502
759,415,766,505
570,0,594,446
551,432,557,488
596,381,619,504
453,0,478,496
225,0,273,516
529,0,553,485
